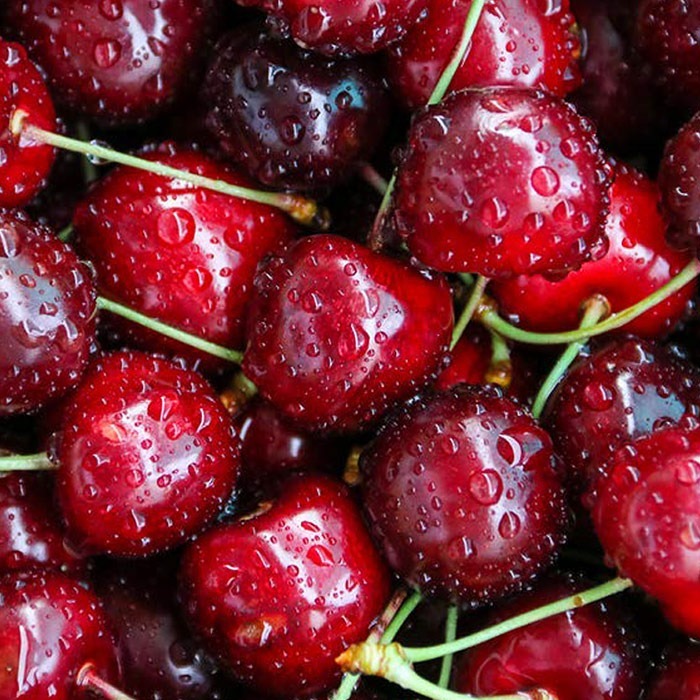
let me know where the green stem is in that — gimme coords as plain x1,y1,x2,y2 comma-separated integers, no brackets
96,297,243,365
0,453,55,472
381,589,423,642
479,260,700,346
531,296,609,419
76,664,137,700
437,605,459,689
76,122,98,184
484,329,512,389
359,162,389,196
58,224,74,242
451,275,488,350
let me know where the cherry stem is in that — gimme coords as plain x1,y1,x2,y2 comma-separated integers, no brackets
479,259,700,346
76,121,98,184
451,275,489,350
96,296,244,365
358,162,389,196
437,605,459,689
0,452,55,472
58,224,73,242
531,295,610,419
485,329,512,390
76,664,137,700
10,112,330,229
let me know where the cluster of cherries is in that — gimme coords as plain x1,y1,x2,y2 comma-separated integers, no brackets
4,0,700,699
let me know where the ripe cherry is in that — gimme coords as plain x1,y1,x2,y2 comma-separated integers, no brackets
647,644,700,699
242,234,454,434
179,472,391,698
393,87,611,279
53,351,240,557
360,385,568,603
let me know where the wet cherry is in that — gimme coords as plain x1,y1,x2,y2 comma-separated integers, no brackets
647,643,700,700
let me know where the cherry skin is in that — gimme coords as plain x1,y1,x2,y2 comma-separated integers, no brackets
360,385,568,603
393,87,611,279
0,569,120,700
179,472,391,698
492,166,696,338
53,351,241,557
200,27,391,192
386,0,581,109
0,209,96,417
647,644,700,700
454,576,647,700
3,0,220,126
73,144,296,371
242,234,454,434
0,39,55,208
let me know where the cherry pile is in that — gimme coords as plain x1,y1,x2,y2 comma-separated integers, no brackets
3,2,700,700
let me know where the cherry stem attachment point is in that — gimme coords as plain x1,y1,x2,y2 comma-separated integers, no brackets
76,664,137,700
437,605,459,689
451,275,489,350
96,296,244,365
10,112,330,229
0,452,55,472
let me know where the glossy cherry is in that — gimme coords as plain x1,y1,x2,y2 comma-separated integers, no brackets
647,644,700,700
3,0,219,126
201,27,391,192
386,0,581,109
0,569,119,700
52,351,240,557
492,166,695,338
360,385,568,603
242,234,454,434
179,472,391,698
393,87,611,279
0,209,96,417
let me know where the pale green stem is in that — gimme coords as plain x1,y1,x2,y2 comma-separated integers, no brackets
0,453,55,472
437,605,459,689
58,224,74,242
76,122,98,183
451,275,488,350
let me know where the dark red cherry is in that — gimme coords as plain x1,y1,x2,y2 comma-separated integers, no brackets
543,337,700,498
394,87,611,279
592,425,700,637
242,234,454,434
386,0,581,109
360,385,568,603
0,39,55,208
4,0,219,126
0,209,96,417
647,644,700,700
200,27,391,192
454,576,646,700
0,569,119,700
233,0,430,56
492,166,696,338
53,351,240,557
179,472,391,698
73,144,296,370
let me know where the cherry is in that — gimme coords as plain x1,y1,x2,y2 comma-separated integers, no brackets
360,384,568,603
393,87,611,279
0,569,119,700
242,234,454,434
233,0,430,56
453,575,647,700
179,472,391,698
0,39,55,208
3,0,220,126
592,424,700,637
647,643,700,699
53,351,240,557
200,26,392,192
73,144,296,370
0,209,96,417
491,166,696,338
386,0,581,110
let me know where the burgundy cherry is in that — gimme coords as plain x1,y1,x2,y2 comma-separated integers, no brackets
201,27,391,192
4,0,219,126
647,644,700,699
0,39,55,208
242,234,454,434
360,385,568,603
0,569,119,700
454,576,646,700
386,0,581,109
53,351,240,557
393,87,611,279
492,166,695,338
179,472,391,698
0,209,96,417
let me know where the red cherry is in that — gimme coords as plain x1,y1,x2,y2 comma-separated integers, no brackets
492,166,696,338
179,472,391,698
394,87,611,279
53,351,240,557
242,234,454,434
4,0,220,126
0,209,96,417
360,385,568,603
0,39,55,208
647,644,700,700
592,425,700,637
386,0,581,109
0,569,119,700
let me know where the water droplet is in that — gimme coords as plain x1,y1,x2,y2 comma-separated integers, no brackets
157,208,196,246
98,0,123,20
531,166,560,196
582,381,616,411
93,39,122,69
498,511,521,539
307,544,335,567
468,469,503,505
